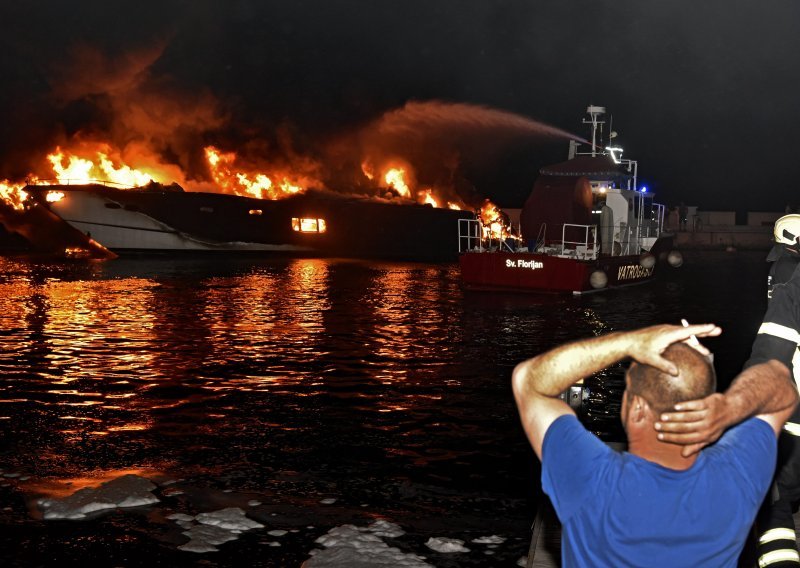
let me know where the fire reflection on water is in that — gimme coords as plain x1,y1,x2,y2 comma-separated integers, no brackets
0,255,574,559
0,251,762,565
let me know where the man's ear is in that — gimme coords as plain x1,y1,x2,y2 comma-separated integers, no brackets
629,394,649,424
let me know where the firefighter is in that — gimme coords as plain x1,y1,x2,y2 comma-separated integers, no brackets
747,214,800,567
656,214,800,566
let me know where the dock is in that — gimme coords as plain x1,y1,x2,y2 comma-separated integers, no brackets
526,499,560,568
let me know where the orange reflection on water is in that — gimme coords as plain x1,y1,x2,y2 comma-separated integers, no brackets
107,424,149,432
0,273,163,447
198,259,331,389
22,468,162,500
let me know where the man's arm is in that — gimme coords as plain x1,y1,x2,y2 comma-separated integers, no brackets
512,323,721,459
657,278,800,456
656,359,798,456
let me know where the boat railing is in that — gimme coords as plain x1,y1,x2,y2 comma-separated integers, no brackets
26,178,136,189
458,218,483,252
559,224,598,260
613,223,629,256
458,217,518,253
535,223,547,252
652,202,666,236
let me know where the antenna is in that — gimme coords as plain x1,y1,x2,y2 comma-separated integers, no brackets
584,105,606,157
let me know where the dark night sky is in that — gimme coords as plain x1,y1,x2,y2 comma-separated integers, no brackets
1,0,799,212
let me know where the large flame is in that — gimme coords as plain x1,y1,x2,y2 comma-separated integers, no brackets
47,146,163,187
0,141,474,215
205,146,310,200
362,159,465,210
383,167,411,198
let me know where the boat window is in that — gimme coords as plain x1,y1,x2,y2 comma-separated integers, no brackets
291,217,327,233
200,207,214,213
46,191,65,203
104,203,121,209
124,204,140,212
248,209,263,216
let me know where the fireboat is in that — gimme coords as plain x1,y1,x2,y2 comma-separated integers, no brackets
458,105,681,294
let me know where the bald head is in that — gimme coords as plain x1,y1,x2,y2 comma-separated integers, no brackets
626,343,716,414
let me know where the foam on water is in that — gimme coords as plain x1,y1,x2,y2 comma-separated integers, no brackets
37,474,159,520
303,520,432,567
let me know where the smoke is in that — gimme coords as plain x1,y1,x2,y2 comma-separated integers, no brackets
48,42,228,182
319,100,589,207
0,31,230,187
0,21,581,209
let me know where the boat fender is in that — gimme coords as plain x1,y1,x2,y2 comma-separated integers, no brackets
639,253,656,269
589,270,608,289
667,250,684,268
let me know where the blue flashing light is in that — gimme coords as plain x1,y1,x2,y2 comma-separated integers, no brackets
640,186,647,193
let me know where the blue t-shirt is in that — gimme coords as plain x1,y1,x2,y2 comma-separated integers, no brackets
542,415,776,568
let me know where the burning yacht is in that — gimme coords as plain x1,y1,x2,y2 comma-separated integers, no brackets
12,181,473,261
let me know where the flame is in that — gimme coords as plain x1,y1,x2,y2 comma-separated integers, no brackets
0,180,29,210
419,188,438,207
361,161,375,180
479,200,502,224
47,147,159,187
383,167,411,198
0,139,476,218
205,146,309,200
479,199,509,240
367,159,466,210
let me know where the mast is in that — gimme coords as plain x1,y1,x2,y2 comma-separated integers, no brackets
584,105,606,157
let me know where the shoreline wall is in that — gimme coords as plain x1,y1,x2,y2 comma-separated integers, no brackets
665,209,781,250
671,225,773,250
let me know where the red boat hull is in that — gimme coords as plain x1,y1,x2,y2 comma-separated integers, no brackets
459,247,668,295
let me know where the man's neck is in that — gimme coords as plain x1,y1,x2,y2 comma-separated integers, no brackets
628,434,699,471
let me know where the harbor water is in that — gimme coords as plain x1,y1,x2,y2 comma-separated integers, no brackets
0,250,771,566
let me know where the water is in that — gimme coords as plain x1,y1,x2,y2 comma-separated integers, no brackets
374,101,588,143
0,251,770,566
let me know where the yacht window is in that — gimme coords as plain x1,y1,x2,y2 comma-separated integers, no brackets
292,217,327,233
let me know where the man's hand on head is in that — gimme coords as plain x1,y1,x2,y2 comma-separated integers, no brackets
654,393,730,457
628,323,721,376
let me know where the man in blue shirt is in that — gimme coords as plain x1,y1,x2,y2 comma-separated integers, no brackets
512,323,797,567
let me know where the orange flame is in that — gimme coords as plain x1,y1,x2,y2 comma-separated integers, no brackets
383,167,411,198
205,146,308,200
478,199,510,239
0,141,475,217
46,146,161,187
0,180,29,210
361,161,375,180
366,160,466,210
419,188,438,207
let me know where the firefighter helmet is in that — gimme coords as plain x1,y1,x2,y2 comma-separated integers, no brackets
774,214,800,248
